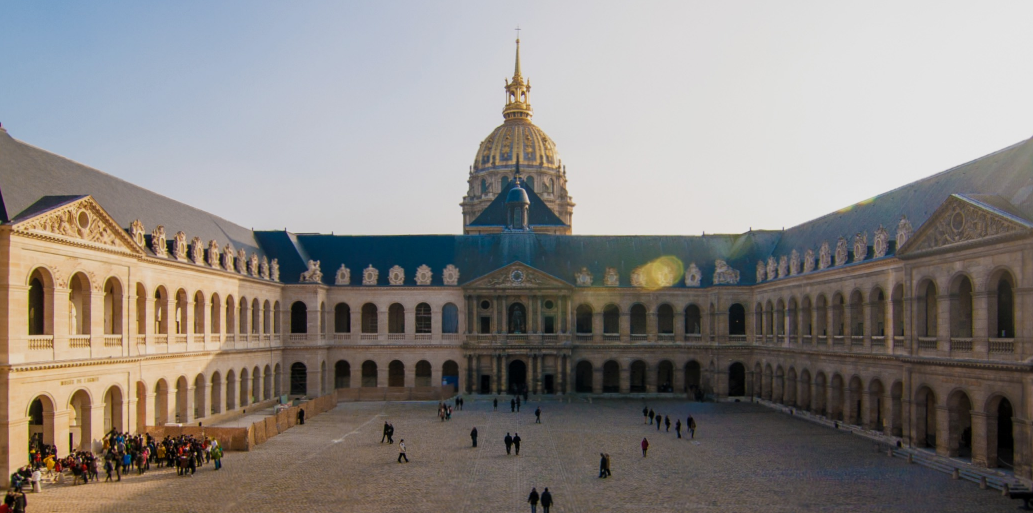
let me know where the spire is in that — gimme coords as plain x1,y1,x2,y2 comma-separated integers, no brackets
514,37,522,79
503,36,532,122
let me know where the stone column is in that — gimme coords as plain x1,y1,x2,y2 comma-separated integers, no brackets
619,362,630,394
378,307,387,337
971,411,990,467
592,311,603,341
674,364,685,394
937,293,950,346
620,312,631,339
647,312,657,338
183,386,196,424
405,307,416,337
935,405,951,456
674,309,686,341
646,362,658,393
592,364,603,394
499,354,508,395
973,292,990,353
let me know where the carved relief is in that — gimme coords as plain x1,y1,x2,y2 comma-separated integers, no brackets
818,242,831,270
335,264,351,285
130,219,146,247
896,215,913,248
248,253,259,276
260,256,270,279
713,260,740,285
222,243,234,271
684,263,701,287
442,264,459,286
172,231,188,261
388,265,405,285
630,268,645,287
235,248,247,274
778,255,788,278
207,240,220,268
604,267,620,287
853,232,868,263
13,199,135,253
151,226,168,257
834,237,848,267
766,257,777,281
575,267,593,287
803,249,815,273
270,259,280,282
756,261,766,283
910,200,1025,253
873,226,889,258
486,267,542,287
190,237,204,264
363,265,379,286
789,250,800,276
300,260,323,283
415,265,432,285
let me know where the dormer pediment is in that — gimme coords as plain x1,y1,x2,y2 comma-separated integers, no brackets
10,195,144,255
463,262,570,291
897,194,1033,258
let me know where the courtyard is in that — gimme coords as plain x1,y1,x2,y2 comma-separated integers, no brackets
33,398,1015,513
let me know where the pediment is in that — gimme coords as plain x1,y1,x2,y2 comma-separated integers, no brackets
897,194,1033,258
463,262,571,290
11,196,144,255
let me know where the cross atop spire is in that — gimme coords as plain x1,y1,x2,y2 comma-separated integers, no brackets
503,36,532,122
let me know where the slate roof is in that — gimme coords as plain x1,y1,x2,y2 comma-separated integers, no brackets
468,179,568,227
0,130,266,256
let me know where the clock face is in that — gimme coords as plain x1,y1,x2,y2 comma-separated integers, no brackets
510,269,524,283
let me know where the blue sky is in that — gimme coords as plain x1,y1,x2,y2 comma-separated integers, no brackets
4,2,1033,235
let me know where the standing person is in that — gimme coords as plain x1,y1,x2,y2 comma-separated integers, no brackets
598,453,607,478
540,488,553,513
212,443,223,470
470,427,478,448
459,396,464,410
664,416,671,432
30,468,40,493
297,408,305,425
504,433,513,455
397,440,409,463
103,459,113,482
675,419,682,439
493,397,498,411
648,409,655,425
535,407,542,424
387,423,395,444
656,415,662,431
513,433,521,455
511,398,516,412
603,453,611,477
688,415,696,439
381,421,390,443
528,487,539,513
643,406,649,424
516,396,521,412
641,437,649,457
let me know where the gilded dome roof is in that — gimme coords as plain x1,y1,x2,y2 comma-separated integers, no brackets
473,120,560,172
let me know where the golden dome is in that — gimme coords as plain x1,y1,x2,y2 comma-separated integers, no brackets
473,120,561,172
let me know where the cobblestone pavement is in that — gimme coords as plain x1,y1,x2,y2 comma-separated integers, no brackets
33,398,1016,513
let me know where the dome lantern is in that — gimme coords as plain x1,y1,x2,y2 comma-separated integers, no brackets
503,38,533,123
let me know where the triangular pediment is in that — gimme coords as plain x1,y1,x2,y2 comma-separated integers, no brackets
10,195,144,255
898,194,1033,258
463,261,571,290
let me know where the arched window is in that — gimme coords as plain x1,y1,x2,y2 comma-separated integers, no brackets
950,276,973,338
290,363,307,395
252,298,260,334
334,360,350,389
154,287,168,335
334,303,351,333
916,281,938,337
273,301,281,333
263,300,271,333
210,293,221,334
362,303,378,333
481,179,487,194
175,289,188,335
238,298,248,334
28,276,45,335
441,303,459,334
388,303,405,334
415,303,432,334
290,301,308,334
657,304,674,334
320,301,326,335
135,283,147,335
104,278,123,335
630,304,647,335
192,291,205,334
603,305,620,334
991,273,1015,338
575,305,593,334
68,273,92,335
684,304,701,334
728,303,745,335
225,296,235,335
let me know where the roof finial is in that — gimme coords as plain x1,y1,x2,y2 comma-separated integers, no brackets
502,32,532,122
514,27,522,78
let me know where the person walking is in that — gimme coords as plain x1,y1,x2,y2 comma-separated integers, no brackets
598,453,608,478
470,427,478,448
397,440,409,463
643,406,649,424
535,407,541,424
603,453,611,477
212,444,223,470
494,397,498,411
381,421,390,443
297,408,305,425
540,488,553,513
648,409,655,425
664,415,671,432
528,487,540,513
511,398,516,412
688,415,696,439
641,437,649,457
387,423,395,444
675,419,682,439
504,433,513,455
513,433,522,455
516,396,521,412
656,415,662,431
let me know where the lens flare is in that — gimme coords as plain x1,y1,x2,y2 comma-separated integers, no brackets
637,256,684,290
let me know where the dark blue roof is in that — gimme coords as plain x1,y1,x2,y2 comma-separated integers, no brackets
468,180,567,227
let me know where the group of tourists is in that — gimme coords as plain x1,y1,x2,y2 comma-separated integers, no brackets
527,486,554,513
642,406,696,439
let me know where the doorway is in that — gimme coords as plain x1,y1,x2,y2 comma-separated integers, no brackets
508,360,527,395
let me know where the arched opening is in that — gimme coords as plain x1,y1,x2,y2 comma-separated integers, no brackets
785,367,798,407
685,361,701,392
868,379,885,431
950,275,974,338
989,271,1016,338
774,366,785,403
176,376,189,423
658,360,674,392
987,396,1014,468
69,390,93,451
263,300,271,333
192,291,205,334
319,302,326,335
27,269,52,335
135,382,147,433
575,304,593,334
238,368,250,407
891,284,905,336
575,361,593,393
388,360,405,387
441,303,459,334
136,284,148,335
362,361,377,387
916,280,938,337
508,302,527,334
728,362,746,396
787,298,799,338
801,297,813,336
388,304,405,334
193,374,206,420
870,288,886,336
753,363,762,397
684,304,701,334
210,293,221,334
362,303,379,333
947,390,973,459
602,360,620,393
103,278,123,335
776,299,786,336
415,360,432,388
799,369,812,411
155,378,170,424
507,359,527,394
603,305,620,335
173,289,188,334
442,360,459,392
814,372,828,415
815,295,828,336
657,304,674,335
890,381,903,436
274,364,282,396
263,365,272,400
415,303,432,334
290,363,307,396
915,386,937,448
728,304,746,335
754,303,763,335
103,386,123,432
831,293,845,336
252,298,261,334
320,361,327,395
238,297,248,334
27,396,56,453
210,372,222,415
764,301,774,336
335,360,351,388
290,301,308,334
252,366,261,402
849,291,863,336
630,360,647,393
847,376,863,424
829,374,844,421
225,296,235,335
273,301,281,333
68,272,92,335
762,364,773,400
226,370,237,410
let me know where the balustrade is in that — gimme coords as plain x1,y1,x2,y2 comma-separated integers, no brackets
28,335,54,350
989,338,1015,354
917,337,938,350
103,335,122,347
949,338,973,352
69,335,91,348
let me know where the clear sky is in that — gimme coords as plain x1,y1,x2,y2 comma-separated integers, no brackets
4,2,1033,235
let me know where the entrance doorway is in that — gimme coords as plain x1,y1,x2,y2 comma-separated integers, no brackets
728,362,746,396
479,375,491,395
543,374,554,394
508,360,527,395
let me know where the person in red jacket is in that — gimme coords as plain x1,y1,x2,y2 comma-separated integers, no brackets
641,437,649,457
